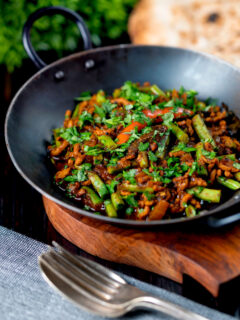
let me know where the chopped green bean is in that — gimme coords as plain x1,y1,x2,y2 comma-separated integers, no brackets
217,154,236,161
235,172,240,182
98,135,117,150
217,177,240,190
150,84,166,97
121,183,154,193
192,114,216,148
187,187,221,203
156,134,170,159
166,123,189,143
72,103,80,118
104,199,117,217
195,142,208,175
111,192,124,211
185,205,197,217
82,187,103,205
88,172,109,199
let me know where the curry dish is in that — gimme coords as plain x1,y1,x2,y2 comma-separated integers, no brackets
48,82,240,220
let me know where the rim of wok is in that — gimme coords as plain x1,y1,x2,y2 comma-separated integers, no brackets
5,44,240,226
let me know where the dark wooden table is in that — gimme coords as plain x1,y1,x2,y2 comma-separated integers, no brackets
1,62,240,319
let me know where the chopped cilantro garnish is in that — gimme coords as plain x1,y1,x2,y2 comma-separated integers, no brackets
107,180,120,193
126,207,134,215
125,195,138,207
75,91,91,101
59,127,91,145
138,142,149,151
148,151,158,162
64,163,92,183
84,145,104,156
172,142,196,153
202,149,216,159
123,169,137,184
189,162,198,176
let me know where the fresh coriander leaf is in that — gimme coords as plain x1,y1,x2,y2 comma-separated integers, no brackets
144,191,155,200
148,151,158,162
162,112,174,126
189,162,198,176
102,100,117,113
202,149,216,159
126,207,134,215
106,180,120,193
79,111,93,128
75,91,91,101
84,145,104,156
125,195,138,207
123,169,137,184
138,142,149,151
141,127,152,134
64,163,92,183
172,142,196,153
94,105,106,119
59,127,91,145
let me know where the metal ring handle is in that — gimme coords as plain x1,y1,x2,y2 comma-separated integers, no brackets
22,6,92,69
207,211,240,228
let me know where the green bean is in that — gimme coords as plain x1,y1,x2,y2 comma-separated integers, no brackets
111,192,124,211
138,151,149,168
166,123,189,143
82,187,103,205
195,142,208,175
187,187,221,203
107,163,131,174
98,135,117,150
156,134,170,159
185,205,197,217
235,172,240,182
104,199,117,217
121,183,154,193
72,103,80,118
150,84,166,97
217,177,240,190
88,172,109,199
217,154,236,161
192,114,216,148
96,90,106,104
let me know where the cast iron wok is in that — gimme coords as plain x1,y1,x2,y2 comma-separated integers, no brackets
5,6,240,228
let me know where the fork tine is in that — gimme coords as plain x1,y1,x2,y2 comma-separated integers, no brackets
48,248,118,298
39,254,125,318
52,241,126,286
40,250,116,303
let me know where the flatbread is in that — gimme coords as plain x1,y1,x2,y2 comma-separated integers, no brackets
128,0,240,67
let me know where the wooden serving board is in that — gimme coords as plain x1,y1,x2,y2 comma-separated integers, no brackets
43,196,240,297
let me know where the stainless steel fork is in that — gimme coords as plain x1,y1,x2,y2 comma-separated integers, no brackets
38,242,210,320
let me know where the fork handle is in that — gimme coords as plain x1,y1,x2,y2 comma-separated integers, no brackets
131,296,210,320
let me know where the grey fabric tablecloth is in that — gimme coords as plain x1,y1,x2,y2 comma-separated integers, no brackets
0,225,236,320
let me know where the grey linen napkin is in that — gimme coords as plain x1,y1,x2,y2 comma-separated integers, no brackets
0,226,236,320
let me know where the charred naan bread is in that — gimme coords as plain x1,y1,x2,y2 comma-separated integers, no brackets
129,0,240,67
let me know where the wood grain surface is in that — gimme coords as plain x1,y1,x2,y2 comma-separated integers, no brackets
43,196,240,298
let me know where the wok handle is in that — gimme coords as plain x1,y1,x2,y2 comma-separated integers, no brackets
206,211,240,228
22,6,92,69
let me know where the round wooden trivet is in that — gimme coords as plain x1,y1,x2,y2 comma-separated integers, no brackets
43,196,240,297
